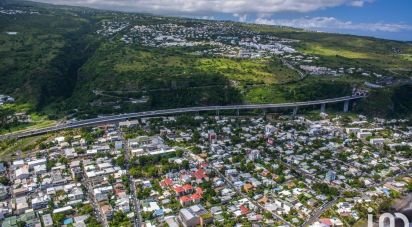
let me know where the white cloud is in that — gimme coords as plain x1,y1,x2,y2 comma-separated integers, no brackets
349,1,366,7
254,17,412,32
192,15,216,21
233,13,248,22
33,0,374,14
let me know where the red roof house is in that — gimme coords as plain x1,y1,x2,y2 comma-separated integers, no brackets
160,178,173,187
191,193,202,203
195,187,203,195
193,169,209,183
182,184,193,193
240,205,250,215
179,195,192,206
174,186,185,196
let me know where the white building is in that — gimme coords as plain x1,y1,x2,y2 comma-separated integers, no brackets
370,138,385,146
15,165,30,179
357,132,372,139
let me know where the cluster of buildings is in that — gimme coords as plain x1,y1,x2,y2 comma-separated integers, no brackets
0,124,136,226
128,135,175,157
0,7,39,15
96,20,129,37
94,17,399,85
283,54,388,80
97,20,299,60
136,114,411,226
299,65,339,76
1,112,411,226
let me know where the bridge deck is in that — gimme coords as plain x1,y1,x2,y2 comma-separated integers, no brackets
0,96,365,140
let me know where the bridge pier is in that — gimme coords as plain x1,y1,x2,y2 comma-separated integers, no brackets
236,109,239,116
292,107,298,116
320,103,326,113
2,96,365,141
343,100,349,112
216,109,220,116
262,109,267,116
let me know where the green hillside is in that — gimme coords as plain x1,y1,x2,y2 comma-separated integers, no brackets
245,24,412,77
0,1,411,126
0,2,99,108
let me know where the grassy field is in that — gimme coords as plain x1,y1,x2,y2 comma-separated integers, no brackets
0,104,56,135
400,54,412,61
298,41,412,75
70,42,301,112
244,86,288,103
242,25,412,76
302,43,371,59
86,44,299,88
242,23,302,34
0,135,46,160
0,120,55,135
197,57,299,85
243,76,355,104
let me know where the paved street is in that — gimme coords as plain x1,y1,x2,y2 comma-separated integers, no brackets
84,179,109,227
119,129,142,227
302,198,339,227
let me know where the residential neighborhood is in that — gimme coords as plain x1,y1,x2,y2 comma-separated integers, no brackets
95,19,398,86
1,1,412,226
0,112,410,226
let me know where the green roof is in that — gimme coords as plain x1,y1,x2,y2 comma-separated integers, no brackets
2,216,18,227
1,211,38,227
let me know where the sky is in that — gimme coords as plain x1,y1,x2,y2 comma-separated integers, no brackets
31,0,412,41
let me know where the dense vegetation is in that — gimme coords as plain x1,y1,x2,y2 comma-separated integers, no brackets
0,2,98,109
70,45,245,112
357,84,412,117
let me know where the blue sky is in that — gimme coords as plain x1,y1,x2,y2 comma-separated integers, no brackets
33,0,412,41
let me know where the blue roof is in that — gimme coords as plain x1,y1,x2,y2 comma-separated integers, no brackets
153,209,164,217
381,188,390,195
63,218,73,225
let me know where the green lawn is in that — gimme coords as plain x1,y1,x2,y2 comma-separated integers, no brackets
98,45,300,86
400,54,412,62
197,57,299,85
0,135,47,160
301,43,371,59
0,104,56,135
245,86,288,103
247,29,412,76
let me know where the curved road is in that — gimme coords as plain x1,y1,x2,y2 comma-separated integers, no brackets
0,96,364,140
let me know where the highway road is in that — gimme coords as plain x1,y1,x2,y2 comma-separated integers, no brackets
0,95,364,140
